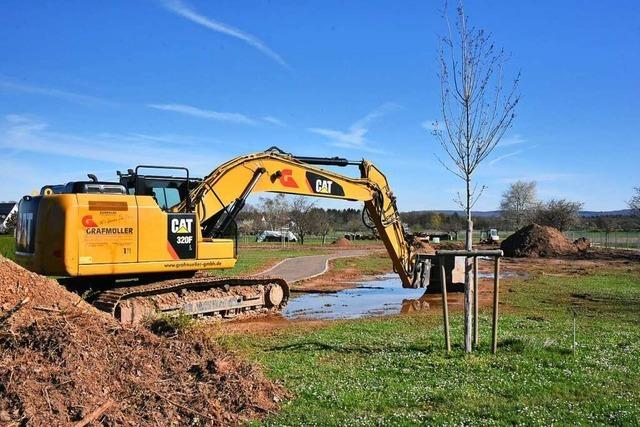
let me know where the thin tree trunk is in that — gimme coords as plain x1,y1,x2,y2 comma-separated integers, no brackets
464,176,473,353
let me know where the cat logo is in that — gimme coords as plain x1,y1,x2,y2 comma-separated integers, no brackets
305,171,345,196
171,218,193,234
315,179,333,194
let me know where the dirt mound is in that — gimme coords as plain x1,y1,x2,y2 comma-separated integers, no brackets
0,256,283,425
500,224,578,257
573,237,592,252
331,237,352,247
405,234,435,254
432,240,465,250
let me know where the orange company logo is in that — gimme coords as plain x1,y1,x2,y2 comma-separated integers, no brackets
81,215,98,227
278,169,299,188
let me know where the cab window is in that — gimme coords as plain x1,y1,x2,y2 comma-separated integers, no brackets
152,187,181,211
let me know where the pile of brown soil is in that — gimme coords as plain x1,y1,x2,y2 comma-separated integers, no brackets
432,240,465,250
500,224,578,257
405,234,435,254
331,237,352,247
573,237,592,252
0,256,283,425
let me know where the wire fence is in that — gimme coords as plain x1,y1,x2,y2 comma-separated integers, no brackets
565,230,640,250
238,229,640,250
455,230,640,250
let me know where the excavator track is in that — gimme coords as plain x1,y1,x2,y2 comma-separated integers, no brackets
92,276,289,324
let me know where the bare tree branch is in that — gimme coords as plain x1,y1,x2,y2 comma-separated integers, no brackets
433,0,520,220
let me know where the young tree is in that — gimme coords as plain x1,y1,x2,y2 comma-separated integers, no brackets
429,213,443,230
500,180,538,229
259,194,290,230
433,1,520,352
629,187,640,214
532,199,583,232
289,196,317,245
236,204,262,236
311,208,332,245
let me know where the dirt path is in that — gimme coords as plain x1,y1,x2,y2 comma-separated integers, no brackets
253,249,374,283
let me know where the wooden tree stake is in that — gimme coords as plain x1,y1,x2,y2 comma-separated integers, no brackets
439,256,451,353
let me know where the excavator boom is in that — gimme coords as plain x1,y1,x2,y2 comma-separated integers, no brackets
177,147,417,287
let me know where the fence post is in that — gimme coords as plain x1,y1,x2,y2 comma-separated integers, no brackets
473,256,479,348
492,256,500,354
439,256,451,353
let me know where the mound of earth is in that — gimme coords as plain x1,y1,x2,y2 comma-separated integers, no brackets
0,256,283,426
573,237,592,252
432,240,465,250
500,224,578,257
331,237,352,247
405,234,435,254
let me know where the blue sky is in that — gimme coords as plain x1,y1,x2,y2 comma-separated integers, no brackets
0,0,638,211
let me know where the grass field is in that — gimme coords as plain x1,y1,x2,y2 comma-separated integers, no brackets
330,250,392,276
218,270,640,425
0,235,14,260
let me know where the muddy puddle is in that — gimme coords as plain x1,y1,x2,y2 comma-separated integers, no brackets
283,274,427,320
283,269,528,320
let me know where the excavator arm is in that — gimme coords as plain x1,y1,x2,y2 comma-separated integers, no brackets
176,147,427,288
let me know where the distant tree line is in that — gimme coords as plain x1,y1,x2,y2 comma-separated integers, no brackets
499,181,639,232
236,194,369,244
234,185,640,244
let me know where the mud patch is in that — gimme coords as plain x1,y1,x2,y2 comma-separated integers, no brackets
283,274,427,320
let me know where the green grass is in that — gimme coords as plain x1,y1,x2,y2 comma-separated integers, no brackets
0,235,14,260
331,251,392,276
218,270,640,425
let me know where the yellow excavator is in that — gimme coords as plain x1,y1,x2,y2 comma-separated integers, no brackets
14,147,451,323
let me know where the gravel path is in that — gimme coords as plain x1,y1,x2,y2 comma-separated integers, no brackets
253,250,373,283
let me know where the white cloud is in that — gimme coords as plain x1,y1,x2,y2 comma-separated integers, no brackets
308,103,398,152
0,76,116,107
499,134,526,147
161,0,289,69
0,114,215,167
262,116,286,126
488,149,523,166
148,103,257,125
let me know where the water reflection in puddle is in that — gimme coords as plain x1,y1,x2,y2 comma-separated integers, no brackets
283,270,528,320
283,274,427,320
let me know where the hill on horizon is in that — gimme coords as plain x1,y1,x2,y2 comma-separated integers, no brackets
403,209,635,218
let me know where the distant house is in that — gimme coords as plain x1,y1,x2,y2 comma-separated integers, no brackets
0,203,16,222
0,202,17,234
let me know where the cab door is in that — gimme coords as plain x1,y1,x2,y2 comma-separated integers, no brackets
136,184,197,262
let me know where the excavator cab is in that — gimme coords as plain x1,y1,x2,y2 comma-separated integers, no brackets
117,166,199,212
